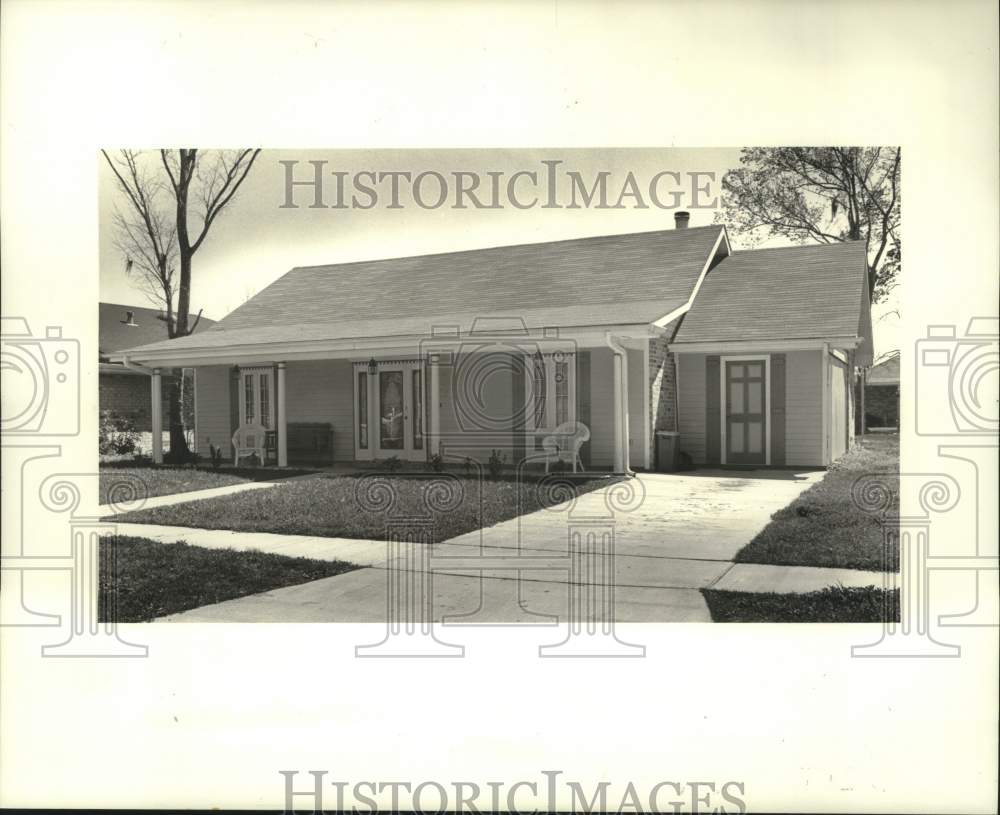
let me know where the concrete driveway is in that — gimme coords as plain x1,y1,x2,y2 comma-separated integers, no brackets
162,468,822,623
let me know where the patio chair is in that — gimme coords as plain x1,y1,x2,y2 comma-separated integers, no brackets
541,421,590,473
232,423,268,466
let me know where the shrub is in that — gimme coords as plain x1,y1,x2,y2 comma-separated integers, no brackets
429,453,446,473
383,455,403,473
99,411,140,456
487,449,506,479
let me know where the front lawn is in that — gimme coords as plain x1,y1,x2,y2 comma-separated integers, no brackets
733,434,899,571
702,586,900,623
99,463,316,505
99,536,360,622
108,473,614,543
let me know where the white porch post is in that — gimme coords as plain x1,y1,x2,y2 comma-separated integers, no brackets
150,368,163,464
277,362,288,467
620,350,631,474
429,354,441,456
606,334,631,475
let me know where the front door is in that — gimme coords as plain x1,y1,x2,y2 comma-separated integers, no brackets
725,360,766,465
371,364,425,460
238,367,275,430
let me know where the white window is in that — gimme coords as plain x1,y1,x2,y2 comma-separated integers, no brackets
525,352,576,438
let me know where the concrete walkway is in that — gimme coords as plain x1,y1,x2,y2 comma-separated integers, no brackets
100,522,387,566
120,467,887,624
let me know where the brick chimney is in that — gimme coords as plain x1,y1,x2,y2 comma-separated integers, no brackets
674,211,690,229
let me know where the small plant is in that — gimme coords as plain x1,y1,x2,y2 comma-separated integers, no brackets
429,453,446,473
383,455,403,473
207,440,225,470
463,457,474,475
487,449,506,479
99,410,140,456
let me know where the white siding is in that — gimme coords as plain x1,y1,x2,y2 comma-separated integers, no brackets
829,354,849,461
785,350,823,466
285,360,355,462
677,352,707,464
436,355,517,463
676,349,824,467
194,365,231,458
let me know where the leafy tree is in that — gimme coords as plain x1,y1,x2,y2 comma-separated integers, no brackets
102,149,261,456
718,147,901,303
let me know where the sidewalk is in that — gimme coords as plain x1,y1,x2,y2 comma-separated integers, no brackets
102,522,388,566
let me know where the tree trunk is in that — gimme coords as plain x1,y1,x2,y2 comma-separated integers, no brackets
166,372,190,460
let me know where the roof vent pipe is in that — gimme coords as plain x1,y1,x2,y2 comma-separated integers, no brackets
674,211,690,229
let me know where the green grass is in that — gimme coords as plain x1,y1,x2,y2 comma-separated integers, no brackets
702,586,900,623
99,464,316,505
108,473,614,543
99,536,360,622
733,434,899,571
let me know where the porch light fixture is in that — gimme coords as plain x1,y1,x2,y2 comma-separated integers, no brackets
367,357,378,374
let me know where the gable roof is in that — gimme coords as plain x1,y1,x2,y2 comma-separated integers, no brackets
671,241,871,346
117,225,727,357
99,302,215,359
868,354,900,384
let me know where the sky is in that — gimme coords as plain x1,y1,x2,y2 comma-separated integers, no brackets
99,148,899,355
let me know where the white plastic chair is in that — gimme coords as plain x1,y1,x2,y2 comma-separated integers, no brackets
541,421,590,473
232,423,267,466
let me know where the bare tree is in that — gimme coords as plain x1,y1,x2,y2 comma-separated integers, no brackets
718,147,901,303
102,148,261,457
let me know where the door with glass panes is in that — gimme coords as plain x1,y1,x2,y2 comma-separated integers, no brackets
725,359,766,465
356,364,425,460
238,367,275,431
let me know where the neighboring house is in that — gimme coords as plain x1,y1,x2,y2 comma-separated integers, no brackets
865,353,900,429
99,302,215,431
112,213,873,472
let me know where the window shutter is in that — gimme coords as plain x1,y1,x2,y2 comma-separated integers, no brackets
705,355,720,465
577,350,591,467
512,354,526,465
229,366,240,437
771,353,786,466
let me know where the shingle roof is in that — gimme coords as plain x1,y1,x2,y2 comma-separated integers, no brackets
868,354,900,384
672,241,869,344
119,226,725,356
99,302,214,358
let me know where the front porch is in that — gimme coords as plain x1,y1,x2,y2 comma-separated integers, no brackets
141,324,659,475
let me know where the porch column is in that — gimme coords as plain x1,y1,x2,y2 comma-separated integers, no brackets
429,354,441,456
606,335,631,475
150,368,163,463
619,351,631,474
276,362,288,467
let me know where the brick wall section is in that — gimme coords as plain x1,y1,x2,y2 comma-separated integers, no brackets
647,317,681,466
99,370,176,432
